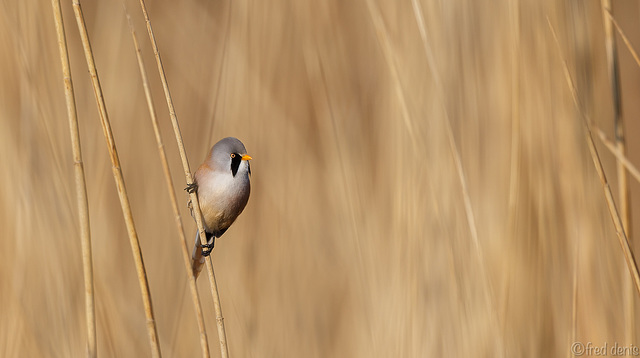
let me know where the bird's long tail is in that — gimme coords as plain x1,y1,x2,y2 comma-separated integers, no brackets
191,232,207,278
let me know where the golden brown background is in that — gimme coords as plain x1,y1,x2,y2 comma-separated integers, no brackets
2,0,640,356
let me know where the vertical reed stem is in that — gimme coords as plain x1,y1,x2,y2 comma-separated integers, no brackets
597,129,640,185
71,1,162,356
51,0,96,356
410,1,504,354
124,9,210,358
548,17,640,297
600,0,634,340
135,1,230,357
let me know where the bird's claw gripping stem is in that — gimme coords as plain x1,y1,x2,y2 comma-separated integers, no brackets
185,182,198,194
201,242,214,257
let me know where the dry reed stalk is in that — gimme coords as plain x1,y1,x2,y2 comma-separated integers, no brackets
124,9,210,358
135,1,229,357
507,0,521,237
71,1,162,356
410,1,504,354
600,0,634,339
501,0,521,349
364,0,417,150
569,237,579,358
606,11,640,71
547,17,640,296
596,129,640,185
51,0,96,356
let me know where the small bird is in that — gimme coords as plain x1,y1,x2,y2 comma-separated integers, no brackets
188,137,252,278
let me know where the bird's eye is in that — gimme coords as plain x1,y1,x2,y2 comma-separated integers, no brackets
230,153,236,159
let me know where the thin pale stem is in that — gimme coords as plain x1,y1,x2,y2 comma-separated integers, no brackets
548,17,640,297
365,0,417,151
501,0,521,349
596,129,640,186
600,0,633,339
124,9,210,358
51,0,96,356
135,1,229,357
569,237,579,358
410,1,505,355
606,11,640,69
71,1,162,357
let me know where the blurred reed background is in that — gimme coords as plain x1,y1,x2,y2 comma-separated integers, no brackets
2,0,640,356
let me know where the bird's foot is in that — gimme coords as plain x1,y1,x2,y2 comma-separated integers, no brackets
185,182,198,194
201,242,214,257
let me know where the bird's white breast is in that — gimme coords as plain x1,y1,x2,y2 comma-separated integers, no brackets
196,165,250,234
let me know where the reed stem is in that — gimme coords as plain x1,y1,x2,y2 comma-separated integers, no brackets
71,1,162,356
51,0,96,356
548,17,640,297
124,9,210,358
135,1,230,356
600,1,633,339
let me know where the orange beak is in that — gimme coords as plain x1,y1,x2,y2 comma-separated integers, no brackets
241,154,252,161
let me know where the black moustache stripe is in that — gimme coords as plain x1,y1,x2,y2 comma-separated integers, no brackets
230,153,242,176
